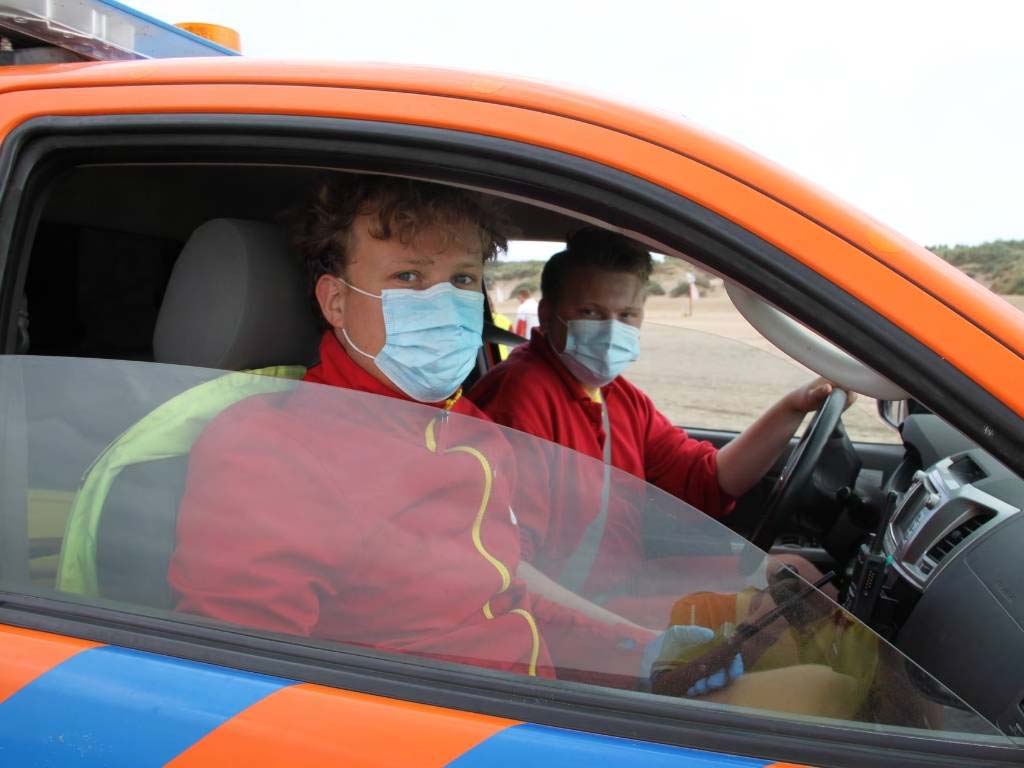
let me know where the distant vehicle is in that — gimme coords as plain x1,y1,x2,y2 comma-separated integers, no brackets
1,1,1023,765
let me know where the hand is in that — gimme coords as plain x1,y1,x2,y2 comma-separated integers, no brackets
786,377,857,414
640,625,744,697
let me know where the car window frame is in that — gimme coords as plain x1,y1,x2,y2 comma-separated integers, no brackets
1,113,1023,767
1,114,1020,470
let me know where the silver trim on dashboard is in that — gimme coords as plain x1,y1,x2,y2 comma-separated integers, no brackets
885,455,1019,591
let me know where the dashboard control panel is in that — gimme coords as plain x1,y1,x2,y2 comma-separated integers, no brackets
885,451,1018,590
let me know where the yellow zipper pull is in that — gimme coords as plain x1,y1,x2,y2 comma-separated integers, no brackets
426,388,462,453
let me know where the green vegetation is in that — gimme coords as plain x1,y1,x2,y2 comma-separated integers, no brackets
929,240,1024,295
485,241,1024,297
484,260,548,283
669,273,712,298
669,280,691,298
511,282,539,297
646,280,666,296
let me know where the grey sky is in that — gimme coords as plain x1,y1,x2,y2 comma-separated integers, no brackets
132,0,1023,247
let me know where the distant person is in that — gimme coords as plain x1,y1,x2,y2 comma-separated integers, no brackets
513,287,540,338
470,227,845,626
685,271,699,317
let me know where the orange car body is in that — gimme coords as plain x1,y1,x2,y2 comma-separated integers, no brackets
1,59,1021,415
1,57,1022,767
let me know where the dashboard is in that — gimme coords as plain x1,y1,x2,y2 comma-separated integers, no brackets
885,450,1020,591
869,414,1024,734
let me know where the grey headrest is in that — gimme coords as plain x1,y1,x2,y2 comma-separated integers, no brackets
154,219,320,370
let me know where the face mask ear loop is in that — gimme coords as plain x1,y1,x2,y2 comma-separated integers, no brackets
336,276,382,360
550,315,570,356
338,275,382,300
341,327,376,361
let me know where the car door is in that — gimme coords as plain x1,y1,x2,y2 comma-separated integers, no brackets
1,64,1023,766
0,355,1015,766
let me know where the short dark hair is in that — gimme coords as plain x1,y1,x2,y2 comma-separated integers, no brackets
540,227,653,302
289,174,509,321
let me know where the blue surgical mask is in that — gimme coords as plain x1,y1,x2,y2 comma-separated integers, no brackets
341,278,483,403
557,316,640,388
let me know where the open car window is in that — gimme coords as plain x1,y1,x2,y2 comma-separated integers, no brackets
488,251,901,444
631,319,899,443
1,355,1009,744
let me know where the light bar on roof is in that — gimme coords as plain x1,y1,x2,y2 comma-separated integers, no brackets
0,0,239,60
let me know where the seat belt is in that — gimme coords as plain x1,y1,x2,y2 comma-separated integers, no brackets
558,400,612,593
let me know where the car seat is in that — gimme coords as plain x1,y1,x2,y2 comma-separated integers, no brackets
56,219,320,607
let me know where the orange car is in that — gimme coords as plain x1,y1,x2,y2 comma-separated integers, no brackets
1,2,1023,766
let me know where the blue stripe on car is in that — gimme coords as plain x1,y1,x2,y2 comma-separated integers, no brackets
0,645,291,766
447,722,772,767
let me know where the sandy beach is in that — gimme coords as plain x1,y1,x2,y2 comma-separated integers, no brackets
494,291,1024,444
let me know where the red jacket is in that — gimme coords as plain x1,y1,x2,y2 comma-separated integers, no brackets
169,331,647,681
469,331,733,597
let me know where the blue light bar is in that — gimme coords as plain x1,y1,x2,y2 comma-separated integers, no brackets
0,0,240,60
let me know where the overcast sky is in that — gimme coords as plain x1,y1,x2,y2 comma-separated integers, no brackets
132,0,1023,248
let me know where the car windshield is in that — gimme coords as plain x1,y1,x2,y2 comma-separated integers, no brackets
0,355,1009,742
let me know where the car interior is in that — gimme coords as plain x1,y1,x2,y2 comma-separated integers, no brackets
7,161,1024,736
20,164,573,598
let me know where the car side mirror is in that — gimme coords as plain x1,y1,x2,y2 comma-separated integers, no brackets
877,399,909,430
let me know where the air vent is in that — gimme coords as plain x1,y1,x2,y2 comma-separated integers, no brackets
927,514,993,563
947,454,986,485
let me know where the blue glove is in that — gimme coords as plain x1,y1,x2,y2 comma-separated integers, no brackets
640,625,744,697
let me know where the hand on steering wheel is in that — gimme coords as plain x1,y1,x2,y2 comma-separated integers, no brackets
748,387,850,553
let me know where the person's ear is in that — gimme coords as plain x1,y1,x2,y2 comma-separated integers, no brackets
315,274,346,330
537,297,553,331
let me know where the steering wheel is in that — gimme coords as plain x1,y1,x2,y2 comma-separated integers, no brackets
748,388,849,553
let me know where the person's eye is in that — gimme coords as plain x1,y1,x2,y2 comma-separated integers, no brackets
452,273,477,287
579,307,597,317
393,271,419,283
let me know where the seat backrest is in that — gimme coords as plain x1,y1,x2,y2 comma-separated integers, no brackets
57,218,317,602
154,218,320,370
